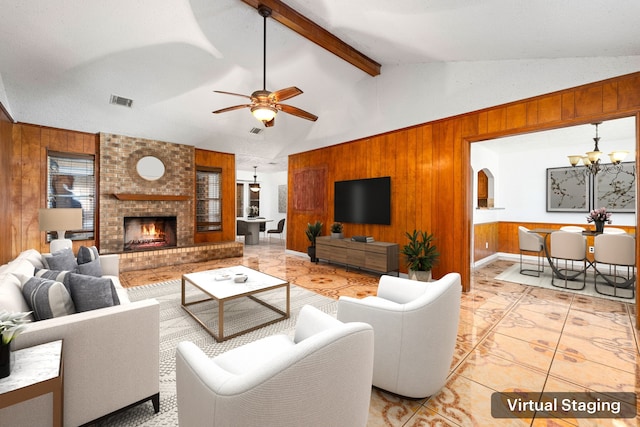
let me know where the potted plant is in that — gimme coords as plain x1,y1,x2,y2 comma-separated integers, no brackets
401,230,439,282
330,222,344,239
0,310,31,378
586,207,612,233
247,205,259,218
305,221,323,262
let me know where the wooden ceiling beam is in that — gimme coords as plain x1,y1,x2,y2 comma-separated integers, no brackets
240,0,381,77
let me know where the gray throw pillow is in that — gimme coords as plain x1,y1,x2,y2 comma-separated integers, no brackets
77,245,99,263
35,268,73,287
21,276,76,321
44,248,78,271
77,259,103,277
65,273,120,312
76,246,103,277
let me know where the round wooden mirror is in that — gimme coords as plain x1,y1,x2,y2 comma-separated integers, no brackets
136,156,165,181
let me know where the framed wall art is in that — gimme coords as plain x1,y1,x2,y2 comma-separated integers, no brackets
278,185,287,213
546,166,590,212
594,162,636,212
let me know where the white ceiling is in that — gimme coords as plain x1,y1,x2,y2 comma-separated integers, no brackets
1,0,640,172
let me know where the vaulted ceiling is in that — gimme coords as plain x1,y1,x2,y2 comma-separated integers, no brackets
1,0,640,171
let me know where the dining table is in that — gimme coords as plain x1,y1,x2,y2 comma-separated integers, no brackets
239,217,273,245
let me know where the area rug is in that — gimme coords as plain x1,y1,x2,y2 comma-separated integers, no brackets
94,279,337,426
495,262,635,303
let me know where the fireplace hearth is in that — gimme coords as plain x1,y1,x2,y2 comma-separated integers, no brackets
124,216,177,251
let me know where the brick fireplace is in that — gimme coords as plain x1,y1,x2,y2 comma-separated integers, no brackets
99,133,194,254
98,133,243,271
123,216,177,251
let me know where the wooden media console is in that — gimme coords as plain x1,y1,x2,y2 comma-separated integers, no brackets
315,236,399,275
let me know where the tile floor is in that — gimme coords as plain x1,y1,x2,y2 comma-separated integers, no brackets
121,239,639,426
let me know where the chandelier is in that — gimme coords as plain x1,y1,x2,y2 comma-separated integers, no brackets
567,122,628,175
249,166,260,193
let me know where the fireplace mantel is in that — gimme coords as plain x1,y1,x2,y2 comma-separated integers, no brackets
113,193,190,201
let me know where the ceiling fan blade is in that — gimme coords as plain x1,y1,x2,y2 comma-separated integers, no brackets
214,90,252,100
277,104,318,121
212,104,252,114
270,87,303,102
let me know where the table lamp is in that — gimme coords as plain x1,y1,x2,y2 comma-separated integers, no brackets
38,208,83,253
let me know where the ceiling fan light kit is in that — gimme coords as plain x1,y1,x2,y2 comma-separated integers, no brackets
212,5,317,127
251,104,277,123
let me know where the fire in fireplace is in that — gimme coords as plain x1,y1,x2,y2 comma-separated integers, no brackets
123,216,177,251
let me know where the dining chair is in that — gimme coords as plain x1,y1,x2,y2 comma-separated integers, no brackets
593,233,635,299
549,231,587,290
267,218,285,242
518,226,545,277
558,226,586,270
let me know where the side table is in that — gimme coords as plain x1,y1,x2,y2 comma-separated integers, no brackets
0,340,64,427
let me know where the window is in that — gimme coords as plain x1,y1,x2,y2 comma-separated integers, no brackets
47,152,95,240
196,168,222,232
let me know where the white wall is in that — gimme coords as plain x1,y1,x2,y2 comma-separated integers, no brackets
0,74,10,117
471,144,502,225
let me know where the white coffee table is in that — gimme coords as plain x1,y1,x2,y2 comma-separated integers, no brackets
181,266,290,341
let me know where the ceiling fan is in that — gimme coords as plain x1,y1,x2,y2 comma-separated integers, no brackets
212,5,318,127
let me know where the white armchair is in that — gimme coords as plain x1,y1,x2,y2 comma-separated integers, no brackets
337,273,461,398
175,305,374,427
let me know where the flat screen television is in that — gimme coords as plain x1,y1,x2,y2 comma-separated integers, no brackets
334,177,391,225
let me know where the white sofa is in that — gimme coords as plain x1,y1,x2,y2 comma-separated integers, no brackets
176,305,374,427
0,249,160,427
337,273,461,398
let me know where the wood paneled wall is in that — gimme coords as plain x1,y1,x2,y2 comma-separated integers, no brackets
287,71,640,309
9,123,97,259
194,148,236,243
474,222,499,261
288,123,468,282
0,105,13,264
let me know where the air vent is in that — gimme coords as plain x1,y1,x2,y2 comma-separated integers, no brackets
109,94,133,108
249,127,263,135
